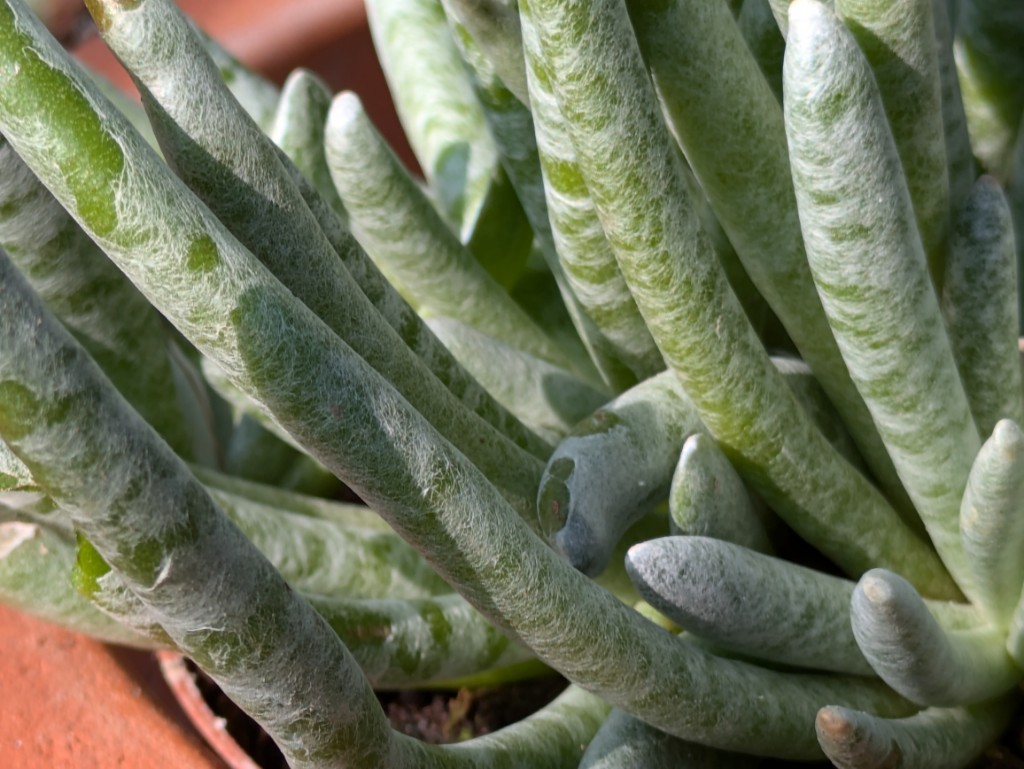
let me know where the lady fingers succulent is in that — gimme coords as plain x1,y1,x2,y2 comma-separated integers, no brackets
1,0,1023,766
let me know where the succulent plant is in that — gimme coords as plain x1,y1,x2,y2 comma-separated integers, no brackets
1,0,1024,766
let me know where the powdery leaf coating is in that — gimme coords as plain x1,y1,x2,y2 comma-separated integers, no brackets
365,0,499,235
523,0,956,598
521,6,663,386
628,0,913,514
428,316,609,444
0,6,917,758
816,696,1014,769
325,92,569,367
942,177,1024,438
628,536,874,675
959,420,1024,626
785,0,980,595
835,0,951,287
539,371,705,576
850,569,1020,706
451,5,649,391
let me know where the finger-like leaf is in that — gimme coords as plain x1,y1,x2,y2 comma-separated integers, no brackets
325,92,568,367
538,371,705,575
835,0,950,286
579,709,757,769
627,0,910,514
669,434,773,554
522,0,955,596
785,0,980,594
428,317,609,443
520,9,663,387
0,2,924,758
942,176,1023,436
817,696,1015,769
366,0,499,235
269,69,347,220
628,536,874,675
851,569,1020,706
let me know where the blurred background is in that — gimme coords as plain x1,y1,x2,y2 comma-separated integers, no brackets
33,0,416,168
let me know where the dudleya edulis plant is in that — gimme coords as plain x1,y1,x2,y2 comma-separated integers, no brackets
1,0,1023,765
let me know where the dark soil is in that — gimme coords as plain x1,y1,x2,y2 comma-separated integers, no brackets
975,702,1024,769
187,659,569,769
189,657,1024,768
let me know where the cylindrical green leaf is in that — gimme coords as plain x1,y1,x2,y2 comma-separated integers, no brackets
785,0,981,594
773,355,868,473
269,69,346,220
579,709,757,769
309,593,534,690
366,0,499,235
520,9,663,386
850,569,1020,706
325,92,569,367
835,0,951,287
627,536,875,675
428,317,609,444
960,420,1024,626
626,0,911,514
942,176,1023,437
669,434,773,555
816,696,1015,769
538,371,705,575
769,0,836,35
449,7,651,389
522,0,955,597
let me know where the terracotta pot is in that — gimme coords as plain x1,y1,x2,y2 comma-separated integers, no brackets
157,652,268,769
0,604,224,769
